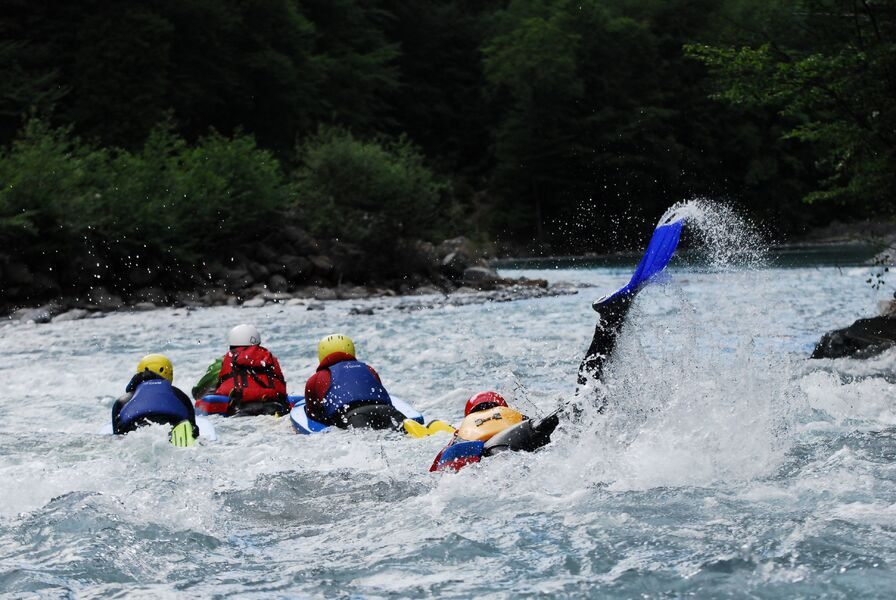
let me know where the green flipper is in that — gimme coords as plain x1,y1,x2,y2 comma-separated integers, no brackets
170,420,196,447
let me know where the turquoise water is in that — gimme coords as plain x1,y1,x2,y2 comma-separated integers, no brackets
1,245,896,596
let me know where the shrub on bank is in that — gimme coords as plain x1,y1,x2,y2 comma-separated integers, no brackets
0,119,294,301
294,127,449,277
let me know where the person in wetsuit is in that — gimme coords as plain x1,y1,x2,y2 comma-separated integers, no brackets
304,334,405,429
430,292,637,472
112,353,199,438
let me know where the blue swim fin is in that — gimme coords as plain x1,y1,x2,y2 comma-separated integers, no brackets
594,212,684,310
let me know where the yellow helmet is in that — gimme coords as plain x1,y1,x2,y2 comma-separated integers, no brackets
317,334,355,362
137,353,174,382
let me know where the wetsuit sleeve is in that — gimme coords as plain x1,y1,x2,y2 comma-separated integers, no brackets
111,392,134,434
304,370,331,423
577,293,636,386
192,357,223,399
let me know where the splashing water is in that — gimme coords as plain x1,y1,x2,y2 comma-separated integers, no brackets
1,199,895,596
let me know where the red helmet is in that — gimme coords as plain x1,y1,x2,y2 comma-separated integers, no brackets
464,391,508,416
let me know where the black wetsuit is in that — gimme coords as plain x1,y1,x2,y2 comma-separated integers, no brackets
576,293,636,410
112,371,199,436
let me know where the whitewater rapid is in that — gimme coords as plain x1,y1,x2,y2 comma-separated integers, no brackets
1,256,895,596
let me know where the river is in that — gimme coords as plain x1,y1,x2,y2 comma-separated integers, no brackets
1,209,895,597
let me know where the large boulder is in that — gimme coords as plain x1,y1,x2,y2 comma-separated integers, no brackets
19,303,62,323
462,266,503,287
811,315,896,359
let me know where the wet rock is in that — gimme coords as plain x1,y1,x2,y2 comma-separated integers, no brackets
349,306,375,315
811,315,896,359
268,274,289,293
336,286,369,300
19,303,60,323
242,297,266,308
413,285,442,295
133,302,157,311
304,286,337,301
52,308,90,323
285,298,305,306
463,266,502,285
226,296,239,306
307,302,326,311
261,291,293,303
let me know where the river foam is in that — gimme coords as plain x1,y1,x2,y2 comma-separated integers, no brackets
1,202,895,597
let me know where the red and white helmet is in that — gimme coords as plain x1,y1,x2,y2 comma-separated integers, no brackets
464,391,508,416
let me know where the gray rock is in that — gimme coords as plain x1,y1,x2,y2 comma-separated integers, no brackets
412,285,442,296
812,315,896,359
226,296,239,306
87,311,107,319
261,291,293,302
336,286,369,300
20,303,60,323
285,298,305,306
308,286,337,300
133,302,157,311
349,306,375,315
306,302,326,311
52,308,90,322
242,297,266,308
268,274,289,293
463,266,502,284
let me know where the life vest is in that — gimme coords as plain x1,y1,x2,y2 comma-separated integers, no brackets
320,360,391,422
117,379,192,433
215,345,286,403
455,406,525,442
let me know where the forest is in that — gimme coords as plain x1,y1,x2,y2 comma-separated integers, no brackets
0,0,894,302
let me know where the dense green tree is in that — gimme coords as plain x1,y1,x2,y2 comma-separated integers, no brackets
687,1,896,212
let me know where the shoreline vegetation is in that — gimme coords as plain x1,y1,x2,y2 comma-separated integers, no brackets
2,2,894,325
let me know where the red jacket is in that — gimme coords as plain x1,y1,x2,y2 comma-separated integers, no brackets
304,352,381,422
215,345,287,403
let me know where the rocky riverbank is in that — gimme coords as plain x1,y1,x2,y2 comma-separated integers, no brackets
3,230,581,324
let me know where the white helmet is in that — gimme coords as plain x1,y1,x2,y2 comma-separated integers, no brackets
228,324,261,347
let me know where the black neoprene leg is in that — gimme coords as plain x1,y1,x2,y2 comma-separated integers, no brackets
577,293,636,387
